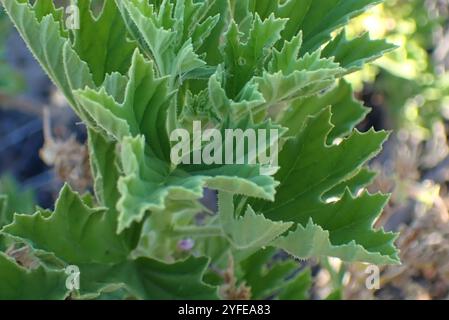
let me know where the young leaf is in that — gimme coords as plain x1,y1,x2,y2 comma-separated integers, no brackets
117,135,277,232
116,0,207,77
218,192,292,251
222,13,287,97
87,129,121,209
73,0,137,85
256,51,343,115
75,50,173,160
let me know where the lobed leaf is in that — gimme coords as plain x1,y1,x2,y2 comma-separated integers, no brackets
0,252,67,300
252,108,399,264
274,219,398,264
281,80,370,142
218,192,292,251
2,185,217,299
323,31,397,73
73,0,137,85
117,135,277,232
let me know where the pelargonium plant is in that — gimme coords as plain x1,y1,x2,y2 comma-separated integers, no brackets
0,0,399,300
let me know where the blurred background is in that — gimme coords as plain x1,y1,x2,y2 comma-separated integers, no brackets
1,0,449,299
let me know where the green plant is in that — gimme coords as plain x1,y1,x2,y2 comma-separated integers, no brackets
0,0,399,300
0,10,22,94
0,175,35,229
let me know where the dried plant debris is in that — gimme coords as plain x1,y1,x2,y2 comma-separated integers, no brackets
6,244,39,270
40,109,91,192
219,255,252,300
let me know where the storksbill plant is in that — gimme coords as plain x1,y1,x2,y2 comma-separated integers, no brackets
0,0,399,300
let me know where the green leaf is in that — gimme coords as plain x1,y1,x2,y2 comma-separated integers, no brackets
256,50,343,117
243,0,312,44
324,168,376,200
3,185,128,264
196,0,230,65
75,50,173,160
240,248,311,299
0,9,22,93
222,13,287,97
296,0,382,53
259,108,387,220
269,33,303,73
79,256,217,300
218,192,292,251
116,0,207,77
323,31,397,73
207,66,265,122
0,196,7,229
274,219,397,264
32,0,65,31
0,175,35,228
87,129,121,209
278,269,312,300
2,185,217,299
0,252,67,300
73,0,137,85
281,80,369,142
252,108,399,264
243,0,381,53
130,200,204,261
117,135,277,232
326,288,343,300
